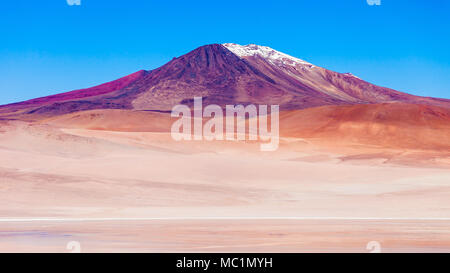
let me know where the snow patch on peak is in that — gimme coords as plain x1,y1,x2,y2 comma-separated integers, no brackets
343,73,360,79
223,43,314,68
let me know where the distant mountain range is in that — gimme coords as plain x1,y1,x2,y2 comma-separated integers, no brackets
1,43,449,120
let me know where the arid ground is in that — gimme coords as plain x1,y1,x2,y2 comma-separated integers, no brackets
0,109,449,252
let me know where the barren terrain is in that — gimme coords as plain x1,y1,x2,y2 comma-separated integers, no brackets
0,110,449,252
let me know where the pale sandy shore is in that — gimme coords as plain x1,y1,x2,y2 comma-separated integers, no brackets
1,219,450,253
0,121,449,252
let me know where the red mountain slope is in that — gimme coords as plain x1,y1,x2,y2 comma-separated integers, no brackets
1,43,449,120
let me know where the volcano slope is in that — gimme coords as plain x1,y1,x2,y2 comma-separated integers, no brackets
0,44,449,252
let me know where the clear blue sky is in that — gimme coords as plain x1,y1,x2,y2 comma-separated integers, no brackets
1,0,449,104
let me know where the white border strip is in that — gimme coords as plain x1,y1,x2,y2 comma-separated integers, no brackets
1,217,450,222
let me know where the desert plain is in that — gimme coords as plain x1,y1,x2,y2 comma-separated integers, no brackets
0,107,449,252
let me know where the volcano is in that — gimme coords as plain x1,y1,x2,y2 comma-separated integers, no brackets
1,43,449,150
2,45,450,253
1,43,449,120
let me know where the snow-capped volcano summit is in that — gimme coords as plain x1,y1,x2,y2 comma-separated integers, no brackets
222,43,314,68
1,43,449,119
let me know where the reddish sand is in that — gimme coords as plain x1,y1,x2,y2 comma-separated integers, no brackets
0,109,449,252
1,43,449,252
280,102,450,150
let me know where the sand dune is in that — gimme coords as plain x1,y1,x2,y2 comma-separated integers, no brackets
42,109,173,132
0,118,449,252
280,102,450,150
